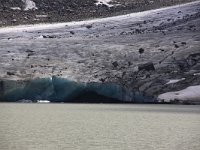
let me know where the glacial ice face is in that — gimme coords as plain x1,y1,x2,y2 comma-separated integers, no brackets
0,77,153,103
0,78,53,101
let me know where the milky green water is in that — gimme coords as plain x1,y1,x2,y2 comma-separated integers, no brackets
0,104,199,150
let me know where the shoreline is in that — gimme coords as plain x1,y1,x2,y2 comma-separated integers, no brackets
0,101,200,105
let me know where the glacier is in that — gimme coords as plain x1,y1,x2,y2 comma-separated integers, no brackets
0,77,153,103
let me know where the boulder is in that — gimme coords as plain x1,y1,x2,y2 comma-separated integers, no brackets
138,62,155,71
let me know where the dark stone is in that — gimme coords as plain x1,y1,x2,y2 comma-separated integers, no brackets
7,72,15,75
181,42,186,45
112,61,118,67
158,48,165,52
189,25,195,28
86,25,92,29
42,35,56,38
70,31,75,35
174,44,179,48
138,62,155,71
139,48,144,54
28,53,34,57
135,29,141,34
100,78,105,82
25,49,35,53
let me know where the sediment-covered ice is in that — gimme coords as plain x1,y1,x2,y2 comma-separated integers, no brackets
0,1,199,103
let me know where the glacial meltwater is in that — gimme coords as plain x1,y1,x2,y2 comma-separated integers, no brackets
0,104,199,150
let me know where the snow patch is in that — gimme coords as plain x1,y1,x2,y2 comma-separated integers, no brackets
158,85,200,102
10,7,21,11
36,15,48,18
95,0,114,7
166,78,185,84
22,0,38,11
37,35,44,39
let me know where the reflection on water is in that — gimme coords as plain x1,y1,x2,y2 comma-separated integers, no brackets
0,104,199,150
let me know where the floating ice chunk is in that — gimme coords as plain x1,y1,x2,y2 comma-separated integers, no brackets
166,78,185,84
95,0,114,7
158,85,200,102
22,0,38,11
37,100,50,103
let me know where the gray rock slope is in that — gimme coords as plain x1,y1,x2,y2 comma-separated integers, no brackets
0,1,200,103
0,0,195,26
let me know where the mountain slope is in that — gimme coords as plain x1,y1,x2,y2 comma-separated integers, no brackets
0,0,196,26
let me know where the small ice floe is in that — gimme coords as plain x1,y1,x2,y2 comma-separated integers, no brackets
22,0,38,11
166,78,185,85
95,0,114,7
10,7,21,11
158,85,200,102
37,100,50,103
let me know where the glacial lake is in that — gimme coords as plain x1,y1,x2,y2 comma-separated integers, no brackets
0,104,199,150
